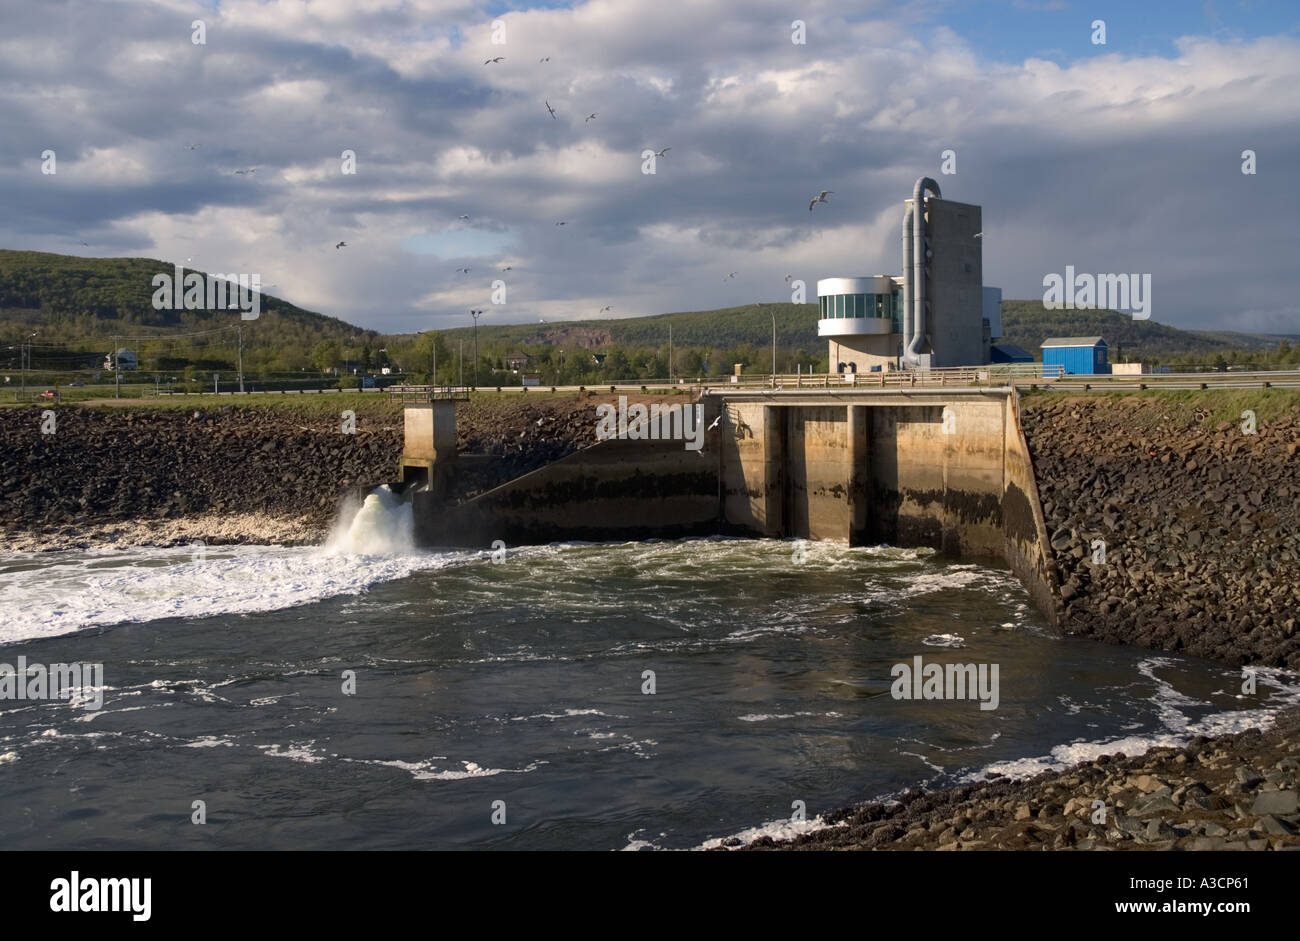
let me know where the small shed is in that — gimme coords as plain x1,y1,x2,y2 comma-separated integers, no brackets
990,343,1033,364
1040,336,1109,375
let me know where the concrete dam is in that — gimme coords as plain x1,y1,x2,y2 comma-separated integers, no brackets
397,387,1059,624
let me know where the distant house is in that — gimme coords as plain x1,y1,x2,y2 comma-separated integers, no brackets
1040,336,1109,375
505,352,530,372
104,348,139,371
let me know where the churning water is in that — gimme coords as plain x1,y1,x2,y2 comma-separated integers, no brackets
1,494,1297,850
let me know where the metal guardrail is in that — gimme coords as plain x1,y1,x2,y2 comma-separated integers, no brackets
719,363,1063,389
385,384,472,402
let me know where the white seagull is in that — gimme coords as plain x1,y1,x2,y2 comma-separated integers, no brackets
484,57,504,65
809,190,832,210
545,101,557,119
335,241,347,249
585,113,597,122
653,147,670,158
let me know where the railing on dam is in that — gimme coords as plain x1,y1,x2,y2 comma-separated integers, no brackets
715,363,1062,390
385,384,472,402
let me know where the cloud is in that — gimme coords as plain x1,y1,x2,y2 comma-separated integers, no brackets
0,0,1296,336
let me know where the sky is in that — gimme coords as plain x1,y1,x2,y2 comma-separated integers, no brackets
1,0,1298,336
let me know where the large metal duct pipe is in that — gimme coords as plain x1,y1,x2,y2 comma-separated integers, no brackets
901,201,914,357
904,177,941,368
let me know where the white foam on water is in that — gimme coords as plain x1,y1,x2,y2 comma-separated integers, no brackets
922,633,966,648
697,814,843,851
960,660,1300,784
0,487,467,643
324,485,415,556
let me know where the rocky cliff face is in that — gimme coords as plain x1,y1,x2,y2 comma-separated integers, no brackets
1021,394,1300,670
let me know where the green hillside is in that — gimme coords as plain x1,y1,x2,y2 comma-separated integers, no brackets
0,249,381,382
1000,300,1295,365
3,248,1294,390
433,302,821,350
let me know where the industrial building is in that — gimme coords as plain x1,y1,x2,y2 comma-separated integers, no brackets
818,178,1003,372
1040,336,1110,375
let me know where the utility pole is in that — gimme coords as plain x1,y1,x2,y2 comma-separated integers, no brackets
470,309,485,388
21,331,35,399
668,324,673,382
430,333,437,386
771,311,777,385
112,334,120,398
213,373,219,394
458,340,463,388
237,325,245,394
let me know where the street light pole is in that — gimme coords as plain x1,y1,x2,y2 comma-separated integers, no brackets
771,312,777,381
470,309,485,388
237,325,245,394
21,332,35,399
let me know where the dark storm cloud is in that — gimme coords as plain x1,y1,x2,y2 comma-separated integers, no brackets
0,0,1296,335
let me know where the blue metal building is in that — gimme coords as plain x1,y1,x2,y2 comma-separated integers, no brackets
1040,336,1109,375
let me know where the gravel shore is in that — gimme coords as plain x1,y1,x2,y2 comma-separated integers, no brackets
748,707,1300,851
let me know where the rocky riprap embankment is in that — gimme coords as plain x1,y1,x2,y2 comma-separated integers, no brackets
1020,394,1300,670
751,711,1300,851
0,405,403,546
0,393,682,548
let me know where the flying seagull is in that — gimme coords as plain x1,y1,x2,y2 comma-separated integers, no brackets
545,101,557,119
459,214,470,220
500,265,512,272
585,113,597,122
784,273,793,282
653,147,670,158
554,220,566,226
974,232,984,239
598,305,613,313
707,414,723,431
809,189,832,211
79,240,89,247
335,241,347,249
484,57,504,64
724,272,736,280
186,143,200,151
234,167,257,175
456,266,470,274
539,56,551,63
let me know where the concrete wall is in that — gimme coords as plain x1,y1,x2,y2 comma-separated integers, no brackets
720,401,782,536
404,390,1057,623
420,435,720,548
925,198,985,368
867,394,1005,558
1001,393,1060,626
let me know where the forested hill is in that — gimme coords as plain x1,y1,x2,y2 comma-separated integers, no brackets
0,249,373,348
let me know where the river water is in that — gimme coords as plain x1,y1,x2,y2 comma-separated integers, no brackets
1,499,1296,850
